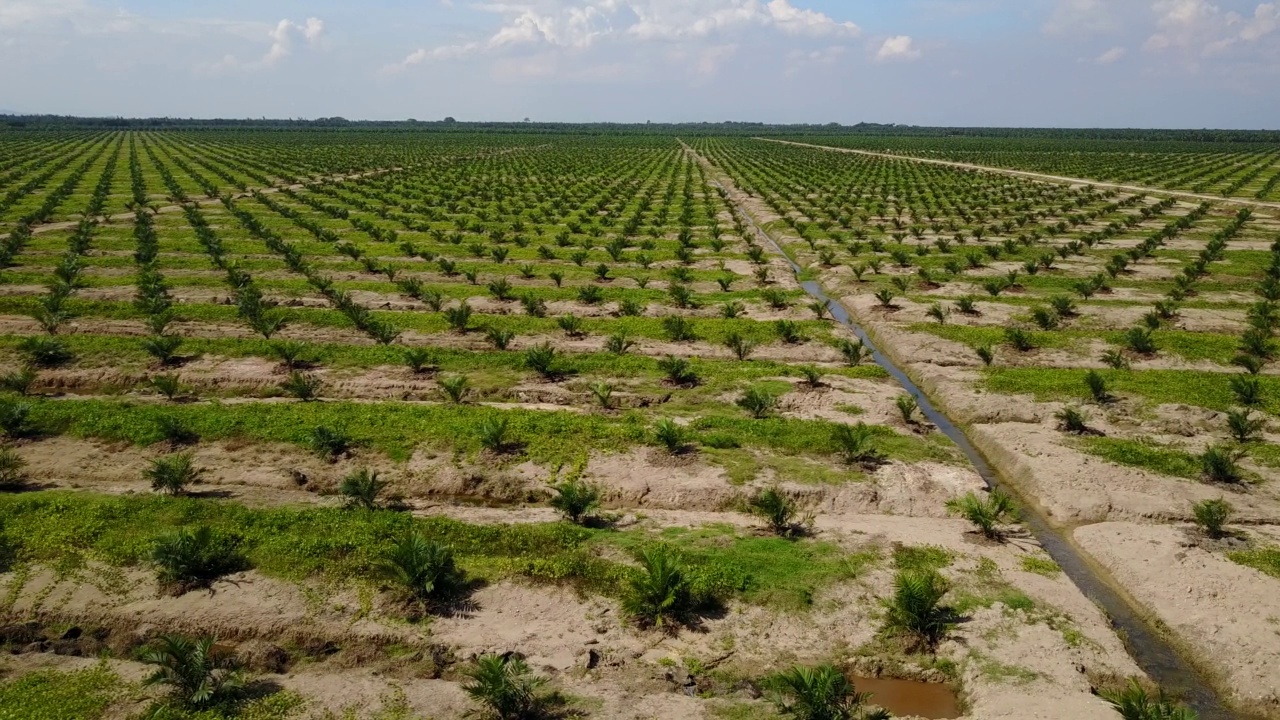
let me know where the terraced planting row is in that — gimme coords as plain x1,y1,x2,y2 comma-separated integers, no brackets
0,131,1175,720
692,136,1280,718
769,135,1280,203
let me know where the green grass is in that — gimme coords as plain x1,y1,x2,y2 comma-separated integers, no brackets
950,558,1035,614
1019,555,1062,577
892,545,953,573
1228,548,1280,579
148,692,306,720
0,491,883,614
19,396,946,467
1076,437,1201,480
0,295,839,346
0,663,121,720
709,702,780,720
0,333,889,386
0,661,306,720
912,323,1245,365
610,524,883,612
908,324,1070,350
983,368,1280,414
23,398,647,464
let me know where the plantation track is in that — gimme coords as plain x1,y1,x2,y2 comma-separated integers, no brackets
757,138,1280,212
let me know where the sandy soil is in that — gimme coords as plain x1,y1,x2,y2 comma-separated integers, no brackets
686,145,1280,719
825,269,1280,717
0,506,1140,720
1075,522,1280,716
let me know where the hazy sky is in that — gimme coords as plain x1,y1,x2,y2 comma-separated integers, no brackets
0,0,1277,127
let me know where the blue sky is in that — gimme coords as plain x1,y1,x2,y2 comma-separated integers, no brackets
0,0,1277,127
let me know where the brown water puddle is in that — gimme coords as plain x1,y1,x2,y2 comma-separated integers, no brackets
854,676,961,719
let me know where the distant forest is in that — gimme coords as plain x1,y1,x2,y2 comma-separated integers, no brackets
1,114,1276,143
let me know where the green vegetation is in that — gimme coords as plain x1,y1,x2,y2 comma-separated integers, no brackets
1191,498,1233,539
766,664,889,720
945,490,1019,540
462,654,548,720
1229,547,1280,579
375,533,468,609
141,635,246,711
0,663,121,720
548,475,602,525
747,487,809,538
0,492,877,614
1101,679,1197,720
1077,438,1201,480
1019,555,1062,577
880,569,956,652
150,525,247,594
985,368,1280,414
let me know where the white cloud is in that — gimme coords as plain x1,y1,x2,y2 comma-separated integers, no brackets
388,0,861,72
194,16,326,74
695,43,738,75
1144,1,1278,57
875,35,921,62
1233,2,1278,41
1095,46,1127,64
262,17,326,66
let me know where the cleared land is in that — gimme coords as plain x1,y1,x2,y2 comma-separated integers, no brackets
0,128,1275,720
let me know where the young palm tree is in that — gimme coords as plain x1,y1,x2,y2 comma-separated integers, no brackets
769,664,889,720
0,367,37,396
831,423,885,467
438,375,470,404
0,447,27,487
340,469,388,511
653,419,689,455
548,476,602,525
724,332,756,361
141,634,246,710
1226,409,1265,443
150,526,244,593
377,533,466,608
737,386,778,419
748,488,808,538
280,371,322,401
145,452,203,495
946,490,1019,540
463,654,546,720
150,373,185,401
142,334,185,366
621,545,694,631
308,425,352,461
880,569,955,652
1191,498,1233,539
0,399,31,440
895,394,919,425
1201,445,1245,484
1101,679,1198,720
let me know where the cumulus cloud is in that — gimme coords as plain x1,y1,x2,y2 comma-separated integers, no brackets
387,0,861,72
1144,0,1277,56
1095,46,1127,64
875,35,921,63
196,16,326,74
263,17,326,66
